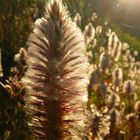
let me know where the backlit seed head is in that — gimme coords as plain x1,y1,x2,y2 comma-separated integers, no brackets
91,12,98,22
99,52,110,73
74,13,81,27
112,67,123,87
108,32,119,56
123,80,135,94
96,25,102,36
109,108,121,127
106,93,120,107
84,23,95,44
85,108,110,140
110,41,122,61
134,100,140,113
22,0,89,139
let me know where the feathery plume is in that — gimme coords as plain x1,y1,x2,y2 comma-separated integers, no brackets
74,13,81,27
22,0,89,139
99,52,110,73
107,32,118,55
85,105,110,140
107,32,122,61
84,23,95,45
109,108,121,128
112,41,122,61
112,67,123,89
123,80,136,94
106,93,120,108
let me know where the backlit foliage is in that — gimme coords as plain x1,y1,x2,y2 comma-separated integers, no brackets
0,0,140,140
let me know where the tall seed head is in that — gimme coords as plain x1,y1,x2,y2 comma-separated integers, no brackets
85,106,110,140
99,52,110,73
109,108,121,128
106,93,120,108
84,23,95,45
22,0,89,139
74,13,82,27
112,67,123,88
123,80,136,94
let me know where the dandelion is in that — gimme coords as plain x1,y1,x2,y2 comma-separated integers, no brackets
22,0,89,139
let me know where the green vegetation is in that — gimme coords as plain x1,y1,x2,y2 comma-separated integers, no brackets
111,23,140,54
0,0,140,139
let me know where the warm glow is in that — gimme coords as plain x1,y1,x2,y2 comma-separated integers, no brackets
118,0,140,7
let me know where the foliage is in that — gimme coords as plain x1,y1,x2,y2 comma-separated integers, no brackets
0,0,140,140
83,14,140,139
111,23,140,56
0,0,44,78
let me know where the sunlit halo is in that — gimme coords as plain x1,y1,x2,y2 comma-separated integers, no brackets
118,0,140,6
